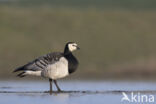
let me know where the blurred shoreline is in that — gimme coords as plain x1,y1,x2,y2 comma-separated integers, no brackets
0,1,156,80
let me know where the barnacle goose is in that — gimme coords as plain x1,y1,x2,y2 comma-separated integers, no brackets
13,42,80,94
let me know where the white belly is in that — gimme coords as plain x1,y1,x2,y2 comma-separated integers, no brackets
43,57,69,79
25,70,41,76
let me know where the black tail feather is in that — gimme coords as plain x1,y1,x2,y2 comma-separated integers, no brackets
13,66,25,73
17,72,26,78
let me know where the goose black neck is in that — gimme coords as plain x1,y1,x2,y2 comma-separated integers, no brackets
64,45,71,55
64,52,78,74
64,45,78,74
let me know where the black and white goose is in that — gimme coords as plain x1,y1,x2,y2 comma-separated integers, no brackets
13,42,80,94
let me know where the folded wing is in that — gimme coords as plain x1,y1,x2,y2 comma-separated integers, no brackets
13,52,63,77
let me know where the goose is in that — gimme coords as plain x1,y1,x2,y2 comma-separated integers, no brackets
13,42,80,94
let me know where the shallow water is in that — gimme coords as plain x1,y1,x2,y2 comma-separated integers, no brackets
0,80,156,104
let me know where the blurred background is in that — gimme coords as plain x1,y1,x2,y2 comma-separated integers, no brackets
0,0,156,80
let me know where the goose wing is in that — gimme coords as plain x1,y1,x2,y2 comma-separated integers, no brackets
13,52,64,72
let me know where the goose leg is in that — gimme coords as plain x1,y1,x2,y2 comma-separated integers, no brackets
49,79,53,94
54,80,62,92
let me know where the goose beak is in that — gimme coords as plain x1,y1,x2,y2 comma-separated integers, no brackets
77,46,80,50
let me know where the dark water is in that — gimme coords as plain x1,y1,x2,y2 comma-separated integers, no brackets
0,80,156,104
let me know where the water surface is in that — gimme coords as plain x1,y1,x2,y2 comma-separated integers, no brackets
0,80,156,104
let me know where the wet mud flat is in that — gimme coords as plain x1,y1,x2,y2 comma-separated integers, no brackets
0,81,156,104
1,90,156,94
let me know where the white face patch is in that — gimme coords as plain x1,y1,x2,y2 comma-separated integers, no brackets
68,43,78,52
